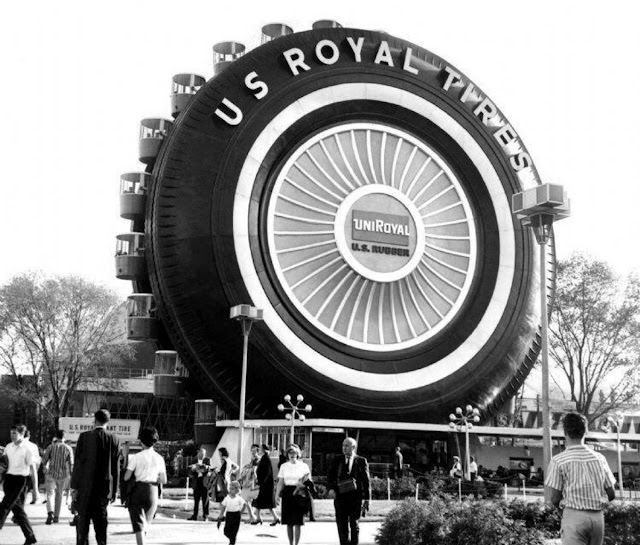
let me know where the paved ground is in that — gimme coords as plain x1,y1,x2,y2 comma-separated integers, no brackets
0,499,382,545
1,487,549,544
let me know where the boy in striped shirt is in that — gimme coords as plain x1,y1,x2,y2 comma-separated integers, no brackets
545,412,616,545
42,430,74,525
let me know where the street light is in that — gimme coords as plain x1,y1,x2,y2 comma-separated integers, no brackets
449,405,480,480
230,304,263,466
512,183,570,502
278,394,312,446
603,411,625,495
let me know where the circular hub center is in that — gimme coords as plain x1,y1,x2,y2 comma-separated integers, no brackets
335,185,424,282
266,121,477,351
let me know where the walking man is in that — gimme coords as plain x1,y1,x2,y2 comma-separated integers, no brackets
42,430,74,524
328,437,371,545
545,412,616,545
70,409,120,545
0,424,38,544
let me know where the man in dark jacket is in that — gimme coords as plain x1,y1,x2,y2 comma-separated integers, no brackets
328,437,371,545
188,447,211,520
70,409,120,545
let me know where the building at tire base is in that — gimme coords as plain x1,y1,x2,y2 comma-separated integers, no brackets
113,20,640,479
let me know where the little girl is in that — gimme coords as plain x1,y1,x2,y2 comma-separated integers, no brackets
218,480,245,545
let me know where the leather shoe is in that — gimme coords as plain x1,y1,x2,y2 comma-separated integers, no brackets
269,519,280,526
187,515,197,521
46,513,53,525
24,536,37,545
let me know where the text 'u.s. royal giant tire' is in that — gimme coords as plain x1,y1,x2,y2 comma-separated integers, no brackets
147,27,549,421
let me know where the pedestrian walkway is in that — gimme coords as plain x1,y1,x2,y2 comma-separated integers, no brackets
0,501,381,544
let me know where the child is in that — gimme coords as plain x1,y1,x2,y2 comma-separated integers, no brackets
218,480,245,545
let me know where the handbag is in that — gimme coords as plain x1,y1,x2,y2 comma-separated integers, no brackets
292,484,311,509
337,478,357,494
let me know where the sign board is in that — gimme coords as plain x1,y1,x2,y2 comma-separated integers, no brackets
509,457,533,471
520,399,577,412
312,427,345,434
59,417,141,442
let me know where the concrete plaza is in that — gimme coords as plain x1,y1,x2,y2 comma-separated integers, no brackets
0,499,382,545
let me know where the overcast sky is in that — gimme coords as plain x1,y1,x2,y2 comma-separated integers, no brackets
1,0,638,300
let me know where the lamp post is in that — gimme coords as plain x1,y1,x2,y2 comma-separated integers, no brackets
277,394,312,446
229,304,263,466
512,183,570,503
449,405,480,480
604,411,625,495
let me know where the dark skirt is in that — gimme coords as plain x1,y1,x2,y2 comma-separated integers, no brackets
254,478,275,509
281,485,305,526
128,482,158,533
224,511,241,543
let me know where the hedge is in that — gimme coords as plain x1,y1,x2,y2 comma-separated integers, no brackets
376,498,640,545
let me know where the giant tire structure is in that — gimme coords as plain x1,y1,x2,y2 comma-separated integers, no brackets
126,24,555,423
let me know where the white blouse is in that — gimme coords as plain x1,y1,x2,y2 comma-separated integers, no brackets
277,461,310,486
127,448,167,483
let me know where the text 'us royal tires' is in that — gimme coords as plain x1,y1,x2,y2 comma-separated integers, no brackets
145,27,553,421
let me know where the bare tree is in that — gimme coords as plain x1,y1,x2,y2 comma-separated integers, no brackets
549,254,640,424
0,272,131,437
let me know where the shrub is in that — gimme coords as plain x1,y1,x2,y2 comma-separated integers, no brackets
445,502,546,545
604,501,640,545
375,499,447,545
370,477,389,499
376,498,553,545
440,477,479,499
416,475,449,500
392,476,419,498
504,499,560,538
370,475,420,499
483,479,503,499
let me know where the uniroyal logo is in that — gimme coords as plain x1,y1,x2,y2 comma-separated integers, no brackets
352,210,410,246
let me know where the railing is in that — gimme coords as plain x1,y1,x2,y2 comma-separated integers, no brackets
83,368,154,379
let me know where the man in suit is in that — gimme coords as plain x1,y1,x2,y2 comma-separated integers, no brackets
70,409,120,545
188,447,211,521
328,437,371,545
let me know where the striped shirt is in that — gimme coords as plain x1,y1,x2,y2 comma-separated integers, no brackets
42,440,74,481
545,445,615,510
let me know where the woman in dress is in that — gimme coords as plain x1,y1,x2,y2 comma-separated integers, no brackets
253,444,280,525
123,427,167,545
276,444,310,545
214,447,239,503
